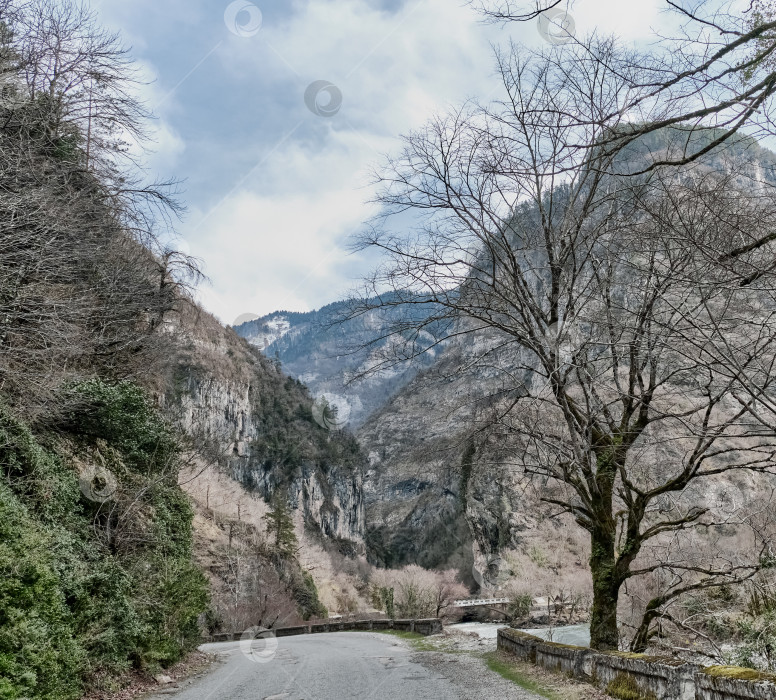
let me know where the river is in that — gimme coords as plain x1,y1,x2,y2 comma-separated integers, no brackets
449,621,590,647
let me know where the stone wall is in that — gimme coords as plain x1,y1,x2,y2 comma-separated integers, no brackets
695,668,776,700
204,618,442,643
497,628,776,700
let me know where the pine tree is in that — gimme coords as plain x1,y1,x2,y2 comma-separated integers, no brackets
262,491,298,559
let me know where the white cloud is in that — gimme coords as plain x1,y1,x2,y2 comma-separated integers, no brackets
188,143,378,319
184,0,510,321
97,0,676,324
572,0,665,42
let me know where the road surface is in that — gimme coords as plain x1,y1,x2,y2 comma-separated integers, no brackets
144,631,545,700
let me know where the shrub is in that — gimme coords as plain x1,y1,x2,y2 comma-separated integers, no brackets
605,673,657,700
0,483,85,700
290,570,328,621
0,382,209,697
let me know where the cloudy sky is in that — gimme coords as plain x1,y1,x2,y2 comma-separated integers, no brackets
93,0,666,325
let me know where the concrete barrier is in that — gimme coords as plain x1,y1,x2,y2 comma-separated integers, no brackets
696,667,776,700
589,651,696,700
392,620,414,632
211,631,243,642
274,625,310,637
414,619,443,635
203,618,443,644
497,628,776,700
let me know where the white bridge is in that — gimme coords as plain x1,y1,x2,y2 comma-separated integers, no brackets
453,595,572,620
453,597,511,608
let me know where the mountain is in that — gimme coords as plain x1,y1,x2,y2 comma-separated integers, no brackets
237,129,776,593
164,305,366,551
233,299,442,427
235,301,577,585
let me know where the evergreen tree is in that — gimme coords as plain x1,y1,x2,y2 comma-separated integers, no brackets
263,491,298,558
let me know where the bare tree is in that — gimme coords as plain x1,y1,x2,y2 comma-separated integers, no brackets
433,569,469,619
371,565,467,619
0,0,203,419
470,2,776,176
351,38,776,650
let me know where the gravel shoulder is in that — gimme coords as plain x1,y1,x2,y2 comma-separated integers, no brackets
413,650,546,699
409,627,610,700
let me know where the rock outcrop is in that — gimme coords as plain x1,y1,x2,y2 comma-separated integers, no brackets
161,309,366,552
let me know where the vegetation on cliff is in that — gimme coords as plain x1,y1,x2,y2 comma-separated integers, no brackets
0,382,209,699
0,1,208,695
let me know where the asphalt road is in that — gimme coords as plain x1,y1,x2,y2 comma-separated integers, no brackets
144,632,484,700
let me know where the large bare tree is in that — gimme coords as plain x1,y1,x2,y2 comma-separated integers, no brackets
351,37,776,650
470,1,776,174
0,0,202,418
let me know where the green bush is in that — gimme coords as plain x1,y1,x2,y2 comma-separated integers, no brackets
0,483,85,700
60,379,179,475
734,612,776,670
291,570,328,621
0,381,209,698
509,594,533,620
605,673,657,700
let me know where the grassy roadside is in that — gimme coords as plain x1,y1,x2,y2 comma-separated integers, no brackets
367,629,438,651
483,652,563,700
369,629,425,640
367,629,604,699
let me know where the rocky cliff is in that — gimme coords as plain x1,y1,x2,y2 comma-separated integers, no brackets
160,307,367,552
357,327,548,586
233,300,576,585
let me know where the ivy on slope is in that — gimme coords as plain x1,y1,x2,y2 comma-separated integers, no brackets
0,380,209,700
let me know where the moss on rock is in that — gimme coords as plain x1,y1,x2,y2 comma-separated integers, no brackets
605,672,658,700
703,665,776,683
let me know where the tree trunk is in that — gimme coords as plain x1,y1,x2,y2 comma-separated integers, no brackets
589,527,620,650
631,608,659,653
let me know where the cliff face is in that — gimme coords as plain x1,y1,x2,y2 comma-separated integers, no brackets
357,329,540,584
160,309,366,552
235,301,558,582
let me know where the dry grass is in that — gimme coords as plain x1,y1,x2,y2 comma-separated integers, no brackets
485,651,610,700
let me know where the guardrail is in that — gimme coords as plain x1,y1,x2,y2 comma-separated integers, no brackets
498,627,776,700
203,618,443,643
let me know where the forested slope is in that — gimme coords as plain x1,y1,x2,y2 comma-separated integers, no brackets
0,2,366,697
